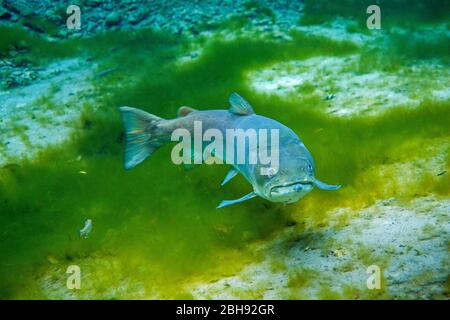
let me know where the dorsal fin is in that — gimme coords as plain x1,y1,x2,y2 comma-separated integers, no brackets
228,93,255,115
177,106,197,117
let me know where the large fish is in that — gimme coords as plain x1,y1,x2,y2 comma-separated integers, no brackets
119,93,340,208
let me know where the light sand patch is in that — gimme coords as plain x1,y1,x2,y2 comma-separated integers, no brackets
297,17,376,46
247,55,450,116
0,58,94,165
190,195,449,299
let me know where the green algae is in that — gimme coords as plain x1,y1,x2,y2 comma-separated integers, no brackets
0,26,76,64
287,268,318,289
243,0,276,22
0,24,449,299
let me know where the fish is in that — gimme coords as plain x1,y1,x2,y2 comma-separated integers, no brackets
119,93,340,208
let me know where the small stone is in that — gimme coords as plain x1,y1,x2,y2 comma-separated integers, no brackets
6,79,17,88
274,32,286,40
331,248,346,257
128,14,143,25
286,220,297,227
87,0,102,7
0,7,12,20
5,1,33,17
380,197,396,206
189,26,200,35
105,12,121,27
128,9,146,25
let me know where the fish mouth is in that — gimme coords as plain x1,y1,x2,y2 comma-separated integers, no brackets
270,181,313,195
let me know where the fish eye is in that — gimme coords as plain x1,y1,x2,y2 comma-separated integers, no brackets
307,163,312,171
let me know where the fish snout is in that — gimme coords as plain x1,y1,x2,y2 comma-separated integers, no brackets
268,181,313,204
293,181,314,192
269,181,313,199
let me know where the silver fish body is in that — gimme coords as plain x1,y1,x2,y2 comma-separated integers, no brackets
119,93,340,208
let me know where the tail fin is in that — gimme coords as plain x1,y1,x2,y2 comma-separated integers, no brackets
119,106,163,170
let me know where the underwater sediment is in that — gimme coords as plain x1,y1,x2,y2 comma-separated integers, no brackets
0,0,449,299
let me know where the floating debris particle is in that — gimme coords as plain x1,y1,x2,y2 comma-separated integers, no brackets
79,219,93,238
94,67,118,78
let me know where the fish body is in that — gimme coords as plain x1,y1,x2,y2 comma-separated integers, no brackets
119,93,340,208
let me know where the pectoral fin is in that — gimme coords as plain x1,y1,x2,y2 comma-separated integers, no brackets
221,168,238,186
217,192,256,209
314,179,341,190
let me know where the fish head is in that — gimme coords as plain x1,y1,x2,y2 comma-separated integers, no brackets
250,134,341,204
255,153,316,204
